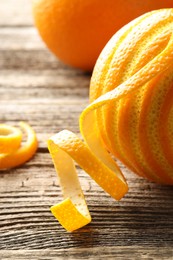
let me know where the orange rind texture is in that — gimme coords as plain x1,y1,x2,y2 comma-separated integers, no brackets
48,130,128,231
90,9,173,184
48,9,173,231
51,199,91,232
32,0,173,71
0,122,38,169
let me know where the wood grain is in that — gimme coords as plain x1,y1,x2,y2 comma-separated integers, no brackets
0,247,173,260
0,0,33,27
0,1,173,259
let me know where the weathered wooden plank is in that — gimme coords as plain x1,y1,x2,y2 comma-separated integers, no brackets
0,2,173,257
0,27,44,50
0,151,173,249
0,247,173,260
0,49,68,70
0,0,33,27
0,99,88,136
0,205,172,250
0,247,172,260
0,70,90,100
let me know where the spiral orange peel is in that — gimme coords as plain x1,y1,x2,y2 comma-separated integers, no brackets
0,122,38,169
48,9,173,231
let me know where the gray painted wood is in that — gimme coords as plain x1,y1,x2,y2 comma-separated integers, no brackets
0,1,173,259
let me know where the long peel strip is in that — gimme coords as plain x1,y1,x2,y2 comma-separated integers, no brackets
48,9,173,231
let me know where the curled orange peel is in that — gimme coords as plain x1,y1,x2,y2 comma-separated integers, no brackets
0,122,38,169
48,130,127,231
48,9,173,231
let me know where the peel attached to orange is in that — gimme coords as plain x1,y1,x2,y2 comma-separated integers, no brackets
48,9,173,231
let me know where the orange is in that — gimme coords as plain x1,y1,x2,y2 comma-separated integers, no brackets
32,0,173,71
47,9,173,231
89,9,173,185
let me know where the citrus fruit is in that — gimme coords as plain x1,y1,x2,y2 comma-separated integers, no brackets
89,8,173,185
0,122,38,169
32,0,173,71
48,9,173,231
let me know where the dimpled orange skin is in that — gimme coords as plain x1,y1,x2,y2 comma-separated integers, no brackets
89,9,173,185
32,0,173,71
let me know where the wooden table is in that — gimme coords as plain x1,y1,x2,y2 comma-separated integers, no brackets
0,1,173,259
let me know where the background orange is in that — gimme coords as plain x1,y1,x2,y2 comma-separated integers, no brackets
32,0,173,71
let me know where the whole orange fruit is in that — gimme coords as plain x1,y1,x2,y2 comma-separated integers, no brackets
32,0,173,71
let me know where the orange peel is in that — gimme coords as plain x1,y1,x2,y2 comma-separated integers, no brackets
48,9,173,231
48,130,128,231
0,122,38,169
